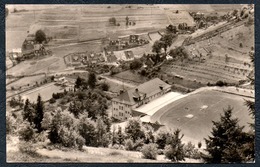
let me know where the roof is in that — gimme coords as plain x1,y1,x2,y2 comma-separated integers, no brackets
124,51,134,59
112,78,171,105
12,48,22,53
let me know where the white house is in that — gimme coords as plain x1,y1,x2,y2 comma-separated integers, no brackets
111,78,171,121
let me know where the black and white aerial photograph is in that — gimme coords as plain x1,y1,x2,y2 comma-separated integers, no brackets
5,4,255,163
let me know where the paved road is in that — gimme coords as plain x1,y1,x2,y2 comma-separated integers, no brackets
100,75,137,88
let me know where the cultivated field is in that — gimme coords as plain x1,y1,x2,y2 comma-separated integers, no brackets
162,23,254,85
151,89,254,146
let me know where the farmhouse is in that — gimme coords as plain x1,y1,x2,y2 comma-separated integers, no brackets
111,78,171,121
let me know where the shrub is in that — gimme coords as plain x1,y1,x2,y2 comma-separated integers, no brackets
141,143,158,160
49,98,56,104
6,114,16,134
216,80,227,87
18,121,35,142
18,142,39,158
60,98,67,105
184,141,197,158
34,131,48,143
157,148,164,155
109,151,122,156
125,139,134,151
100,82,110,91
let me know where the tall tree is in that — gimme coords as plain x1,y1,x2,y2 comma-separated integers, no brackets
75,76,83,89
79,116,97,146
203,106,251,163
88,72,97,89
117,126,125,145
96,117,109,147
23,99,36,126
164,129,185,162
34,94,44,132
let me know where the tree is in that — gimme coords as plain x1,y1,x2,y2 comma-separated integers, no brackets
48,110,85,149
111,125,118,146
109,17,117,26
95,117,109,147
129,59,143,70
68,100,82,118
75,76,83,89
166,24,177,34
48,110,62,144
35,30,47,44
88,72,97,89
125,118,145,142
155,129,173,149
125,16,129,26
152,40,164,55
203,106,251,163
160,34,176,54
164,129,185,162
79,116,97,146
117,126,125,145
34,94,44,132
23,99,36,126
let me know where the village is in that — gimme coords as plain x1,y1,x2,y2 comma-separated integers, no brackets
6,4,255,163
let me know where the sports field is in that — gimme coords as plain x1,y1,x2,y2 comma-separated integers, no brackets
150,89,254,146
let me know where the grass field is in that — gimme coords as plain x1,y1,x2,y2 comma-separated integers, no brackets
151,89,254,146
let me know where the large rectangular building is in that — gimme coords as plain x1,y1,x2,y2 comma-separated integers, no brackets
111,78,171,121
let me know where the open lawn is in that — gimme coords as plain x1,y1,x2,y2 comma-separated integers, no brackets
113,70,148,84
20,83,66,103
151,89,254,146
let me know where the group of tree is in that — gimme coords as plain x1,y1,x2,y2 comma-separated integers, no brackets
152,26,178,58
75,72,97,90
22,95,45,133
152,33,177,56
109,118,190,161
75,72,97,91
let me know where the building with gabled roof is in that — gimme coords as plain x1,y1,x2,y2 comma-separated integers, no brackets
111,78,171,121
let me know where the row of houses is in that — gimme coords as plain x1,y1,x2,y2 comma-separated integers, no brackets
65,50,136,66
108,34,149,51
